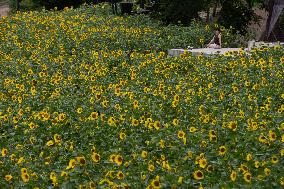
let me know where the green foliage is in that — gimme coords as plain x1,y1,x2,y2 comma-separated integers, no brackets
153,0,207,25
151,0,259,35
218,0,258,34
31,0,93,10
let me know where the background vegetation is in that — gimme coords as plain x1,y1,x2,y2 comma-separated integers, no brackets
3,0,270,36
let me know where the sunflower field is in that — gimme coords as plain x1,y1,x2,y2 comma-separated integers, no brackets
0,3,283,189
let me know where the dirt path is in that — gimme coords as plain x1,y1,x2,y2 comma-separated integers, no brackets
0,3,10,17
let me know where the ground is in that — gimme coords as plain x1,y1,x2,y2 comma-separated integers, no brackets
0,0,10,17
250,8,269,40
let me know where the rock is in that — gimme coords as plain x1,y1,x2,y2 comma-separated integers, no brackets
168,48,242,57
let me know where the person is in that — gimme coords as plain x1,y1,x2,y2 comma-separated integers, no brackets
207,28,222,49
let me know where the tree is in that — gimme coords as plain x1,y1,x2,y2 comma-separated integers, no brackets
152,0,259,34
260,0,284,41
218,0,258,34
204,0,220,23
32,0,88,10
155,0,207,25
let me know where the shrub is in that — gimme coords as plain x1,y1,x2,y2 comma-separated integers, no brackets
219,0,258,35
153,0,207,25
32,0,93,10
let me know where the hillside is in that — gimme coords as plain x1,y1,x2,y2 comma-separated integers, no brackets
0,4,283,188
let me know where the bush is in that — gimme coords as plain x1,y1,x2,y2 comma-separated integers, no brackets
153,0,207,25
32,0,93,10
219,0,258,35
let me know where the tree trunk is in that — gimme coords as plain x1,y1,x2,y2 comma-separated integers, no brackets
260,0,274,41
270,18,282,41
212,1,217,17
206,8,210,23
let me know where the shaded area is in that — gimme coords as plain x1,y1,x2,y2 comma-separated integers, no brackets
0,3,10,17
260,0,284,41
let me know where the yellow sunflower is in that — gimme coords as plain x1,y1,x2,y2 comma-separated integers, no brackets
76,156,86,166
148,164,155,172
114,155,123,166
189,126,197,133
4,174,13,182
117,171,125,180
230,170,237,181
271,155,278,164
198,158,207,169
131,118,139,126
66,159,76,170
21,173,29,183
151,178,161,188
141,150,148,159
1,148,7,157
172,118,179,126
177,130,185,139
193,170,204,180
243,172,252,183
119,132,126,140
90,112,99,120
89,181,96,189
218,146,227,155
